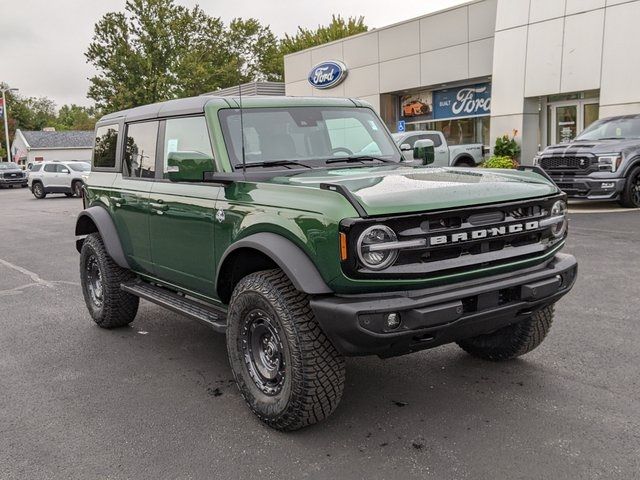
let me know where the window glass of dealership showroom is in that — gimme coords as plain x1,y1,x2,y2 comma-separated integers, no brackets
392,83,491,146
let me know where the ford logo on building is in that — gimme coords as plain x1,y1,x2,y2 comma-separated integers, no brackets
308,61,348,89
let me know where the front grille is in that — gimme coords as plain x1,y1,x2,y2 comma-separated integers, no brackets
341,196,565,280
2,171,23,179
540,156,590,171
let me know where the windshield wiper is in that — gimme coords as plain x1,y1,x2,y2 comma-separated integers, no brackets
597,137,627,140
325,155,394,165
234,160,313,170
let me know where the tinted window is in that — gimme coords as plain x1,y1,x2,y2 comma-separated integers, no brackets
31,164,42,172
424,133,442,147
44,164,57,172
163,117,214,178
94,125,119,168
124,121,158,179
57,164,70,173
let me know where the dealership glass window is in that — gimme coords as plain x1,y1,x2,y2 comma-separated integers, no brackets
124,121,158,179
584,103,599,131
93,124,119,168
408,116,490,146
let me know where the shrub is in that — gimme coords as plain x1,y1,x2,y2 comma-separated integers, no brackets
493,130,521,160
481,155,519,169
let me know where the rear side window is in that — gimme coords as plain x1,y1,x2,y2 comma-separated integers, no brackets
43,164,56,172
31,164,42,172
124,121,159,179
93,125,119,168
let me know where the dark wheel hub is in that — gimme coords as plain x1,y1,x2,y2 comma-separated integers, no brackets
632,174,640,206
241,309,285,395
85,254,104,308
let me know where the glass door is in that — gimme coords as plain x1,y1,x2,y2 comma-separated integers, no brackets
548,100,600,145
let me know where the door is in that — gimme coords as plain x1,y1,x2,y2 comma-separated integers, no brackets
42,163,59,188
549,101,600,144
110,120,159,274
148,116,221,296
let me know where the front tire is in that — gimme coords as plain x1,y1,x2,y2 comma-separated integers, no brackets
32,182,46,199
619,166,640,208
226,269,346,431
457,305,555,361
80,233,139,328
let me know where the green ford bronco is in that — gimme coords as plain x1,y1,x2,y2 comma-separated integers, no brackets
76,96,577,431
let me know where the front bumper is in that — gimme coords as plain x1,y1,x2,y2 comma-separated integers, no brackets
310,253,577,358
0,177,28,186
549,174,625,200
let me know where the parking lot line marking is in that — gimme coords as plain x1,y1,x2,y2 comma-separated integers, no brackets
0,258,55,288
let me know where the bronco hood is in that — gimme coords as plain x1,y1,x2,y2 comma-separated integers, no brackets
268,166,558,216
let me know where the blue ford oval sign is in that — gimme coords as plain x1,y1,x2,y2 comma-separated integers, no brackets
308,61,348,89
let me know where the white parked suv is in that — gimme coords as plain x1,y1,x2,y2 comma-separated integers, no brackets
28,161,90,199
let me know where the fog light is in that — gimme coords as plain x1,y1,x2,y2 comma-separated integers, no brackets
386,313,401,329
601,182,615,189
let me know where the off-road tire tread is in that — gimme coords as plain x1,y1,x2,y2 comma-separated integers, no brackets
227,269,345,431
457,305,554,361
80,233,139,328
619,166,640,208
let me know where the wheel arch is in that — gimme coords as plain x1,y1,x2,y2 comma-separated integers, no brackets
75,206,130,269
453,154,476,167
216,232,332,304
621,155,640,177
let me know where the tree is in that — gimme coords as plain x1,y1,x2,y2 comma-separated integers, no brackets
86,0,280,111
55,105,100,131
280,15,368,56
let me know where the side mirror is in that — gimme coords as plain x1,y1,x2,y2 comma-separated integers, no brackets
413,139,435,165
166,151,214,182
399,143,412,152
61,168,70,174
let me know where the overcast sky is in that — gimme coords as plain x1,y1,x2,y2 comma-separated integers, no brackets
0,0,468,108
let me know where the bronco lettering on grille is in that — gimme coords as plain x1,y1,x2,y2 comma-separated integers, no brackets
429,221,540,246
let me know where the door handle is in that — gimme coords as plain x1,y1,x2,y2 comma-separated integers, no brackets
150,201,168,211
110,196,124,208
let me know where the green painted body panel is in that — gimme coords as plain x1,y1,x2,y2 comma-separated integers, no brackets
84,96,564,302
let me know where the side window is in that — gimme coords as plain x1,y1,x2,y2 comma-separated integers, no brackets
57,164,70,173
425,133,443,147
31,164,42,172
93,125,119,168
404,135,420,148
43,164,56,173
124,121,158,179
163,116,214,179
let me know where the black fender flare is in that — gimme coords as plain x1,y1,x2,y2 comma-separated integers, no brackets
75,206,130,269
216,232,332,295
621,156,640,177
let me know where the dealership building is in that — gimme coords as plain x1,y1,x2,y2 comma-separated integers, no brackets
283,0,640,163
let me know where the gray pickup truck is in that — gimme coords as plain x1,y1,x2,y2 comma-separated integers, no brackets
535,114,640,208
392,130,486,167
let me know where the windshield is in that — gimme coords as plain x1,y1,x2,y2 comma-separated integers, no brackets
67,162,91,172
0,162,19,170
219,107,401,168
576,116,640,141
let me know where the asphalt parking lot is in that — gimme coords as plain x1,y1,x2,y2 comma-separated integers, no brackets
1,187,639,480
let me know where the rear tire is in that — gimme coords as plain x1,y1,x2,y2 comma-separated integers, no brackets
80,233,139,328
226,269,346,431
65,193,74,198
454,158,476,168
619,166,640,208
457,305,555,361
32,182,46,199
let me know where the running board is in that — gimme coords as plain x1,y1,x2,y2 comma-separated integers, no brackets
121,281,226,333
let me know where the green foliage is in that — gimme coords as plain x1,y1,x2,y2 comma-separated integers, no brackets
86,4,368,112
55,105,101,131
481,155,519,169
493,131,521,159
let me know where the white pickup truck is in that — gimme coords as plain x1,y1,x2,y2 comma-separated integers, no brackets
392,130,486,167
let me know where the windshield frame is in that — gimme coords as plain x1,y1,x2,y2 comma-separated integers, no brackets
218,106,402,171
575,116,640,141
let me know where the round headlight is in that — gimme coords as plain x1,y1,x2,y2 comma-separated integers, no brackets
357,225,399,270
550,200,568,238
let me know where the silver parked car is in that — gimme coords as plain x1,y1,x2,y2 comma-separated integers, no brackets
28,161,90,199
